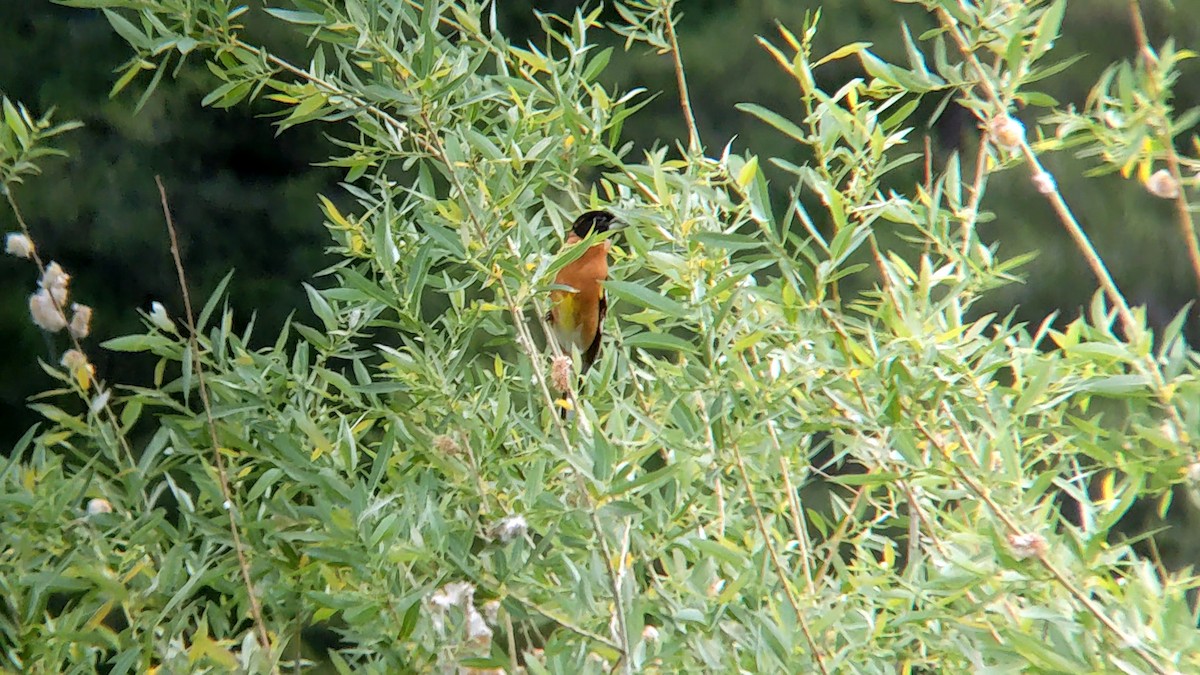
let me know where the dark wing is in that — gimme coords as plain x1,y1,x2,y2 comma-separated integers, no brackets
581,292,606,373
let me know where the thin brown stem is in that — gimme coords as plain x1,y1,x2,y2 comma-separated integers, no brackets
1127,0,1200,292
155,177,274,663
962,131,991,256
773,437,815,589
661,1,700,152
230,36,633,662
923,134,933,190
728,438,830,675
934,7,1187,439
917,404,1168,675
3,189,143,491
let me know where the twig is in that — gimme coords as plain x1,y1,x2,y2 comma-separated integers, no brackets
1127,0,1200,292
923,134,933,190
3,189,143,491
934,6,1187,438
918,404,1169,675
727,437,830,675
228,49,631,657
935,8,1141,337
962,130,991,256
502,589,622,651
155,176,274,662
661,0,700,152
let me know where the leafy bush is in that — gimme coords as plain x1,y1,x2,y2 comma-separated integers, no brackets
3,0,1200,672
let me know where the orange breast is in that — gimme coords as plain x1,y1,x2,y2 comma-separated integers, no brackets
550,242,609,351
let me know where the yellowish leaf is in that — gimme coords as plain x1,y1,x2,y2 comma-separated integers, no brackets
736,156,759,190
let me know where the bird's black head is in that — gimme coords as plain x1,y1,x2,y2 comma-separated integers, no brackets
571,210,617,238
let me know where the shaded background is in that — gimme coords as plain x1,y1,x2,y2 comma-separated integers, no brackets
2,0,1198,445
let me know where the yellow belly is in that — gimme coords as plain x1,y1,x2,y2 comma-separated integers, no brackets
551,290,588,351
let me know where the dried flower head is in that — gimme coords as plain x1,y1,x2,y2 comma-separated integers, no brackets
41,261,71,305
5,232,34,258
482,599,501,625
551,354,573,392
428,580,475,612
426,580,494,646
707,578,727,597
42,261,69,288
987,115,1025,149
69,303,93,339
1160,420,1181,444
1008,532,1048,560
29,289,68,332
1145,168,1180,200
1032,171,1056,195
491,514,528,543
433,434,461,455
86,498,113,515
61,349,95,390
464,606,493,646
90,388,111,415
61,349,88,371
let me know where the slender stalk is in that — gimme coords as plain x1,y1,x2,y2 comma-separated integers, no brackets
918,405,1169,675
3,189,144,496
962,131,991,256
774,442,815,588
156,177,274,664
661,0,700,152
727,436,830,675
1127,0,1200,291
934,7,1187,439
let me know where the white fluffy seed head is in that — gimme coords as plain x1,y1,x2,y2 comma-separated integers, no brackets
5,232,34,258
987,115,1025,149
1008,532,1048,560
1145,168,1180,200
29,289,68,332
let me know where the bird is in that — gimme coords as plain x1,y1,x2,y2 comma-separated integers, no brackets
547,209,618,377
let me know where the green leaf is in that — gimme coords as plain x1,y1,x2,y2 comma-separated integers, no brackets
814,42,872,67
1030,0,1067,60
197,270,235,331
692,232,763,252
101,334,178,353
623,331,697,353
605,280,688,317
263,8,328,25
541,236,597,285
736,103,806,143
582,46,613,82
103,9,151,50
304,283,337,330
1081,374,1152,395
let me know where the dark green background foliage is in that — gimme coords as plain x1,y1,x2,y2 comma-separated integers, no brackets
2,0,1199,450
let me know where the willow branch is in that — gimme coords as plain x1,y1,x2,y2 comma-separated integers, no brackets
156,177,274,662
